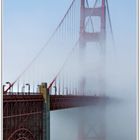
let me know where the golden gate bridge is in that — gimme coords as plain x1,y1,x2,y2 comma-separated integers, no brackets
3,0,114,139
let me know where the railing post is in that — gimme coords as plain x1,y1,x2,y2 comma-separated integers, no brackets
3,85,5,94
39,83,50,140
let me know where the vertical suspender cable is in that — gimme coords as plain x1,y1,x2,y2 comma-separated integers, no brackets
3,0,76,94
106,0,115,45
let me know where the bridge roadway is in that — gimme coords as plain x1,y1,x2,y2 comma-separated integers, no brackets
3,93,109,139
3,93,108,110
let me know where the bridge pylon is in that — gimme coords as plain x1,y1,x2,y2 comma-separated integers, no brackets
80,0,106,46
39,83,50,140
79,0,106,140
79,0,106,94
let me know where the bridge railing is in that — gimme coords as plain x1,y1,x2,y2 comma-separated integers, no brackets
3,92,41,96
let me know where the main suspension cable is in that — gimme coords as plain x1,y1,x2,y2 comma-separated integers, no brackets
3,0,76,94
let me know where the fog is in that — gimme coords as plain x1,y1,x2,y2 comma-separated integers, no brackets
3,0,136,139
49,38,136,139
48,22,136,139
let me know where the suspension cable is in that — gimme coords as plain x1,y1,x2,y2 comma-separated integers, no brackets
3,0,76,94
48,0,101,90
106,0,115,44
48,40,79,89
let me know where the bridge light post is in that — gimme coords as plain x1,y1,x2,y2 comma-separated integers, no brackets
21,85,25,95
17,82,19,95
26,83,30,95
53,86,57,95
32,85,34,93
74,88,77,95
6,82,12,94
37,85,40,94
3,85,5,93
65,87,68,95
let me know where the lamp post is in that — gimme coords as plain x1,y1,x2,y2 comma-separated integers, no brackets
65,87,68,95
53,86,57,95
21,85,25,95
26,83,30,95
6,82,12,94
3,85,5,94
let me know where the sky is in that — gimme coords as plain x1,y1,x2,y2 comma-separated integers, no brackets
3,0,136,95
3,0,71,82
2,1,137,140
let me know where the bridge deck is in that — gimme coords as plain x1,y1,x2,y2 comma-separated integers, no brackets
3,94,108,139
3,94,107,111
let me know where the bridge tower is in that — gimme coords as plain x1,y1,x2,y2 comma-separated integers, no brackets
80,0,106,46
79,0,106,140
79,0,106,94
